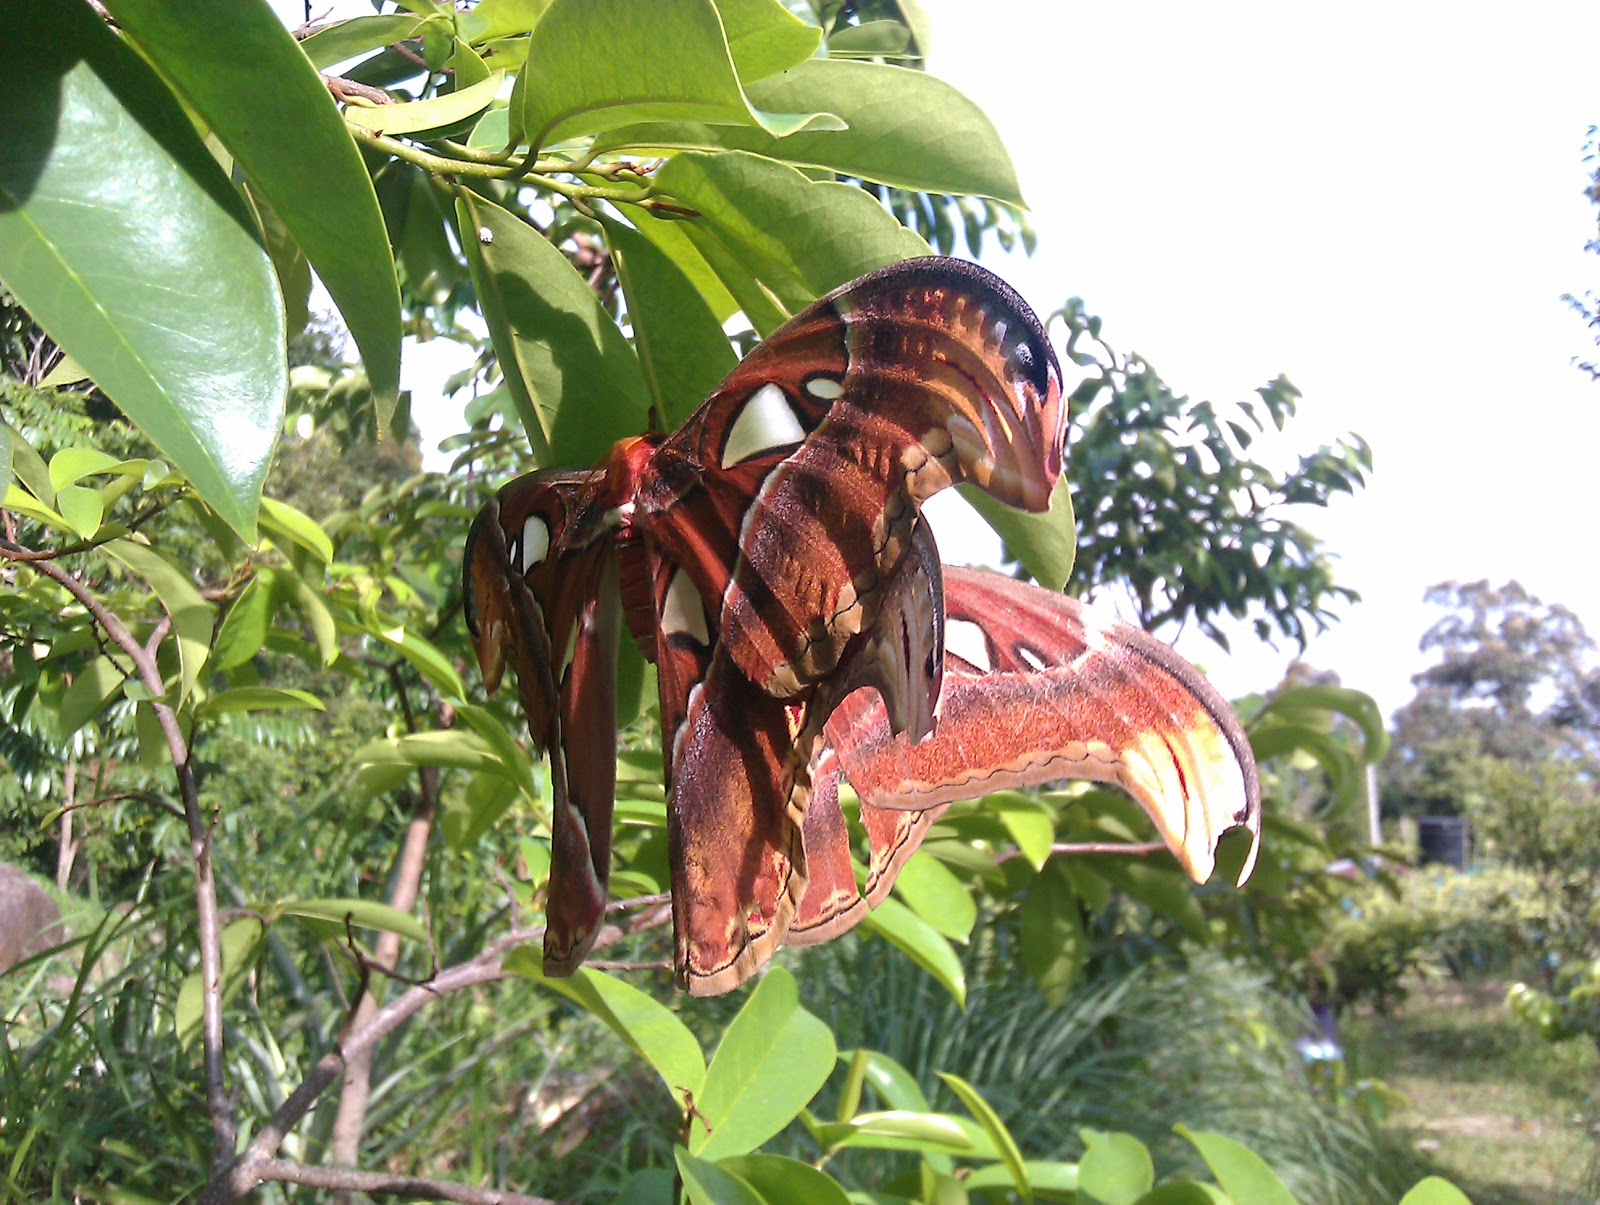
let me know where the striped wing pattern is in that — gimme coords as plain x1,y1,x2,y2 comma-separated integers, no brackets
462,257,1259,995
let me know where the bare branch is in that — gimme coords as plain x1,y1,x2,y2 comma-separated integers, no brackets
3,542,236,1169
995,841,1170,864
248,1159,557,1204
205,895,673,1202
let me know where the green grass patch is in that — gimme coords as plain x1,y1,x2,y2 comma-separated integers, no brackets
1345,977,1599,1205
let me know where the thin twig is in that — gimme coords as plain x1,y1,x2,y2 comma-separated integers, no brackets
248,1160,555,1204
61,790,186,823
995,841,1170,864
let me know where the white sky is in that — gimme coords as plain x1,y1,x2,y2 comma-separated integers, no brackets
916,2,1600,716
284,1,1600,718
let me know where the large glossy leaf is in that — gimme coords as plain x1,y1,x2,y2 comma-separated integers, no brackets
0,3,285,537
652,151,928,325
514,0,840,152
600,60,1024,203
693,967,835,1160
509,960,707,1099
106,0,403,425
1254,684,1389,761
1173,1128,1296,1205
457,192,649,466
604,217,736,430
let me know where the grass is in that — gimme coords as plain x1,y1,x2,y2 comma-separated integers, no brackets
1344,976,1600,1205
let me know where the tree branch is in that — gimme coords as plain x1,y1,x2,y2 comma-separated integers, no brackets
248,1159,556,1204
3,544,236,1170
204,896,673,1203
995,841,1170,864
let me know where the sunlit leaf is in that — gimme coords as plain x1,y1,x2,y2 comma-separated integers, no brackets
938,1072,1030,1202
1173,1127,1296,1205
103,539,214,706
1,3,285,537
198,687,325,717
694,967,835,1159
1078,1129,1154,1205
107,0,403,423
675,1150,765,1205
176,916,265,1048
891,853,975,942
276,897,428,943
457,192,650,467
345,70,505,135
859,897,965,1007
961,475,1076,592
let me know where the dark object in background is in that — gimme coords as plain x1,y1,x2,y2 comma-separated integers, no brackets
0,863,64,971
1418,816,1471,870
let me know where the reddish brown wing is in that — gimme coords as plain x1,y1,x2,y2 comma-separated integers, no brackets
831,568,1262,889
463,471,620,974
641,258,1066,700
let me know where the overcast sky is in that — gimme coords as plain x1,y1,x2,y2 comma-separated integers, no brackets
280,1,1600,718
916,2,1600,715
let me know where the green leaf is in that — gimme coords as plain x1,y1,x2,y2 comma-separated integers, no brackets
454,701,541,804
1173,1128,1296,1205
1,3,286,537
675,1150,765,1205
259,497,335,564
938,1073,1031,1203
853,1050,933,1113
353,730,502,777
1078,1130,1154,1205
346,70,505,135
961,476,1077,592
3,421,53,505
694,967,836,1159
54,485,103,540
827,20,911,56
1135,1186,1231,1205
176,916,265,1048
38,352,91,388
301,14,435,70
602,60,1024,204
806,1110,995,1158
1020,862,1086,1006
354,619,467,700
604,217,737,430
714,0,821,81
47,447,122,492
457,192,650,467
891,853,975,942
274,563,339,666
651,151,928,326
0,420,10,495
965,1163,1081,1202
442,770,521,849
515,0,840,152
1255,684,1389,762
620,206,740,322
57,656,124,737
508,959,706,1098
989,791,1058,870
860,896,965,1007
106,0,403,424
103,539,214,706
212,572,276,672
458,0,551,44
276,897,428,943
718,1155,850,1205
1092,861,1211,945
1398,1177,1474,1205
198,687,325,717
